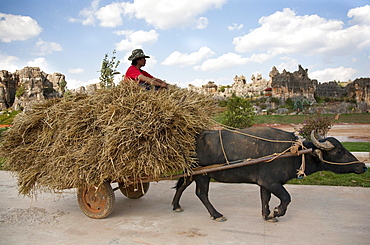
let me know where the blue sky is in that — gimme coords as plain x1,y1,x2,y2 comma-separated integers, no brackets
1,0,369,89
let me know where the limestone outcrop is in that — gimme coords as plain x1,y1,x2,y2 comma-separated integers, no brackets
0,70,17,110
188,65,370,113
1,66,369,114
0,67,65,111
346,78,370,105
315,81,347,98
271,65,317,101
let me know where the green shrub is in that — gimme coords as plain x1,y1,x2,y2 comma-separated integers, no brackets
284,98,294,109
222,94,254,128
269,97,280,105
218,100,227,107
297,112,334,140
15,85,26,98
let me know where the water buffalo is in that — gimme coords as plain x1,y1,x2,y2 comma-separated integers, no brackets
172,127,367,222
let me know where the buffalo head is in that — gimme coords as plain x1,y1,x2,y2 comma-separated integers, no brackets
310,130,367,174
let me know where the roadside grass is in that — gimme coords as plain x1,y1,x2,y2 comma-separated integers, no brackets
253,113,370,125
0,128,8,134
288,170,370,187
0,110,21,125
0,128,10,170
342,142,370,152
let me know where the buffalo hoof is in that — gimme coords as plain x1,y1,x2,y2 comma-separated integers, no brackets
266,217,279,223
213,216,227,222
265,210,279,222
173,207,184,213
267,210,275,220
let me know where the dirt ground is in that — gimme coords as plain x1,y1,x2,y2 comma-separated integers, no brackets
1,172,370,245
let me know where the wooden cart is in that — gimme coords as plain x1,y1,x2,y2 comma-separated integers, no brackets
77,148,312,219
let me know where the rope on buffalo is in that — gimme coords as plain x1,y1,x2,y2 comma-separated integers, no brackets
210,119,311,177
217,127,308,177
320,158,362,165
211,120,364,176
210,119,297,144
311,149,362,166
219,130,230,164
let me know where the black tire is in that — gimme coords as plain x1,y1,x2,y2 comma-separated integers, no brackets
77,181,115,219
119,182,150,199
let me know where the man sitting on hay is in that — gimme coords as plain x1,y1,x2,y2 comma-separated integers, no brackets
124,49,168,90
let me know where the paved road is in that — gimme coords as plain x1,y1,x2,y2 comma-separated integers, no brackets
1,171,369,245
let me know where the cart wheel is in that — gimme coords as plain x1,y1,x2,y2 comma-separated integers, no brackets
77,181,115,219
119,182,150,199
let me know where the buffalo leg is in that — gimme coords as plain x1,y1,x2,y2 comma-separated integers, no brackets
172,177,193,212
260,186,272,220
194,175,226,221
263,183,291,219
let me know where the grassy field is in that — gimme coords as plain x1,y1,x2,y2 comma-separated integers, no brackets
0,110,21,125
341,142,370,152
253,113,370,125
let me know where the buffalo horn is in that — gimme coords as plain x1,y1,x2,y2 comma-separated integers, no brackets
311,130,335,151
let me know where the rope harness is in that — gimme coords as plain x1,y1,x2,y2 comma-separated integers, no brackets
215,123,307,178
211,119,362,178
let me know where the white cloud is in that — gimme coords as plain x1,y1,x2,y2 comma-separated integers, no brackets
32,39,62,55
228,23,243,31
27,57,49,72
0,13,42,42
126,0,226,29
194,51,274,71
69,0,100,26
187,78,214,87
69,0,127,27
71,0,226,29
68,68,84,74
232,7,370,60
348,5,370,25
0,54,19,72
309,66,357,82
92,0,227,30
162,46,215,66
66,78,100,90
275,57,299,73
115,30,159,51
195,53,249,71
95,2,126,27
196,17,209,29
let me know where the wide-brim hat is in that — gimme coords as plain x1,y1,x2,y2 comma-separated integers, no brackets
128,49,150,61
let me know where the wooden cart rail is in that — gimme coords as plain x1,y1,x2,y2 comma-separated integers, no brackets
125,148,313,184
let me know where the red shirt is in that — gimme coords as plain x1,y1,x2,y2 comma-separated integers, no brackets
124,65,153,83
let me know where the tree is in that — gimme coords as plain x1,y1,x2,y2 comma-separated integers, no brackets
297,111,334,140
99,50,121,88
222,94,254,128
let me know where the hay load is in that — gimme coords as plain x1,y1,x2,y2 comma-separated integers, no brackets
1,82,216,196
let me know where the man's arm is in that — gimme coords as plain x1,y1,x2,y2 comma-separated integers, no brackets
137,74,167,88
